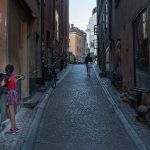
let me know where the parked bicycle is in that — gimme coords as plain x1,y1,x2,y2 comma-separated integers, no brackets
47,64,57,89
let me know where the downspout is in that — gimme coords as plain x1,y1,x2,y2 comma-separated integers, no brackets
41,0,45,85
52,0,55,64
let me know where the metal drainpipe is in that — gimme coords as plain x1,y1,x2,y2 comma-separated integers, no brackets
52,0,55,65
41,0,45,85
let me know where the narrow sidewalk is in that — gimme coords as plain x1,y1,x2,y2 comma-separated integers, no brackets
93,64,150,150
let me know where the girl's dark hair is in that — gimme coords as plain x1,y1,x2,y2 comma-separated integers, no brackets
5,64,14,74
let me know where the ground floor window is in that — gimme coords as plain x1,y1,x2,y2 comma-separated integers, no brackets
133,8,150,89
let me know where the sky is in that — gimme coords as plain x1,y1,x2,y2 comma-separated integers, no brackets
69,0,96,31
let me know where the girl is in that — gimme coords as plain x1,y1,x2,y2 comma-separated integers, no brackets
1,64,19,134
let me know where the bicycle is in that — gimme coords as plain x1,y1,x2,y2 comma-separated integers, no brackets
47,64,57,88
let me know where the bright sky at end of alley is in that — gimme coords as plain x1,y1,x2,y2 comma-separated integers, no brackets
69,0,96,31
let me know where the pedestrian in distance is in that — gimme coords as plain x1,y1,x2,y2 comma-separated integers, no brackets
85,53,93,73
1,64,19,134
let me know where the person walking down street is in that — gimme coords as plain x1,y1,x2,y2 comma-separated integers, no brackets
85,53,92,73
1,64,19,134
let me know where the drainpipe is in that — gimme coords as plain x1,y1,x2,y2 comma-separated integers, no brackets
41,0,45,85
52,0,55,65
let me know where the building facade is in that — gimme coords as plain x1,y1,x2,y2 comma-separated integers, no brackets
97,0,150,106
69,24,86,63
0,0,41,98
0,0,69,98
86,7,97,57
43,0,69,72
111,0,149,91
97,0,112,76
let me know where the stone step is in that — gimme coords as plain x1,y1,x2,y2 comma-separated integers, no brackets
23,99,39,108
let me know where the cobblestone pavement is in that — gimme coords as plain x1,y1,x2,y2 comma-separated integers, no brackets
34,65,136,150
94,64,150,150
0,64,149,150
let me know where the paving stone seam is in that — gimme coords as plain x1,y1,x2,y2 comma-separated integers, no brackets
93,65,147,150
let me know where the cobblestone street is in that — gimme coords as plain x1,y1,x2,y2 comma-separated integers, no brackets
33,65,136,150
1,0,150,150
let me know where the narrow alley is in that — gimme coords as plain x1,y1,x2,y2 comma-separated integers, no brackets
0,0,150,150
31,65,135,150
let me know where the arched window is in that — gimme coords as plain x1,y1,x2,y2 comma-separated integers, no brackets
133,8,150,89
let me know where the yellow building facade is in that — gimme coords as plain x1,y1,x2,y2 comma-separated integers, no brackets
69,25,86,63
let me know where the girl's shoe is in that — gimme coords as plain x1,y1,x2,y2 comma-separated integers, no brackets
6,129,16,135
6,128,19,134
10,128,19,133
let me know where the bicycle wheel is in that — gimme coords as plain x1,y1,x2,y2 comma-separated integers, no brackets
50,74,56,88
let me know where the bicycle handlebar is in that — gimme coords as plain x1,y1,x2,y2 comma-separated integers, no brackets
16,74,25,81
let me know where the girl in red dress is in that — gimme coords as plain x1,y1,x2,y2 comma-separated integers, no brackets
1,64,19,134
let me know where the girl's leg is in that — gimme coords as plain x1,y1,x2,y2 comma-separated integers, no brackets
8,105,16,129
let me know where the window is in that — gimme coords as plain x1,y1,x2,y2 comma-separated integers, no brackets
90,29,94,36
93,39,98,49
90,41,94,48
102,13,105,33
94,24,100,35
105,1,109,29
55,10,59,41
133,9,150,89
142,12,148,39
